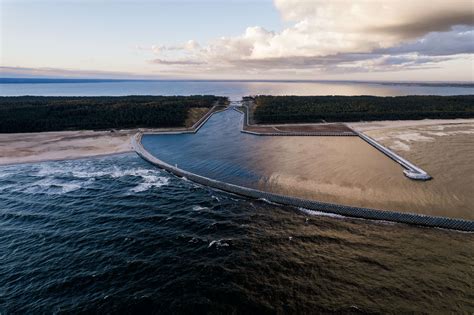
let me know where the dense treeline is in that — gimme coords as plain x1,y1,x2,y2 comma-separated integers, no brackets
0,95,228,133
252,95,474,123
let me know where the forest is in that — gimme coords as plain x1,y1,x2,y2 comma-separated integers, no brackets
252,95,474,123
0,95,227,133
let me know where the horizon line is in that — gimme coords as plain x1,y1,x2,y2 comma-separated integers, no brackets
1,77,473,87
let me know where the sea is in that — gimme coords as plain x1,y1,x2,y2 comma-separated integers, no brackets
1,80,473,313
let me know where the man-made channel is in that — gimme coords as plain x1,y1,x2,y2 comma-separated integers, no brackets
135,108,473,230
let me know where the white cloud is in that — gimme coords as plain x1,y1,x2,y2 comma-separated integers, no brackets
147,0,474,74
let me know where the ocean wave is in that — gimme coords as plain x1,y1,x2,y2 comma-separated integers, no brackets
130,175,169,192
192,205,209,211
2,159,171,195
208,239,230,248
23,178,94,195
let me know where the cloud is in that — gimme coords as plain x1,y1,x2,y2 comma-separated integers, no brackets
379,26,474,56
147,0,474,75
0,66,160,79
150,59,205,65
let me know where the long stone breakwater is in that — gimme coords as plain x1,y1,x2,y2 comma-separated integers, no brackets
132,108,473,231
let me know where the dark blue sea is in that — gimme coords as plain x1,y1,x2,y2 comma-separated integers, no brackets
1,80,473,313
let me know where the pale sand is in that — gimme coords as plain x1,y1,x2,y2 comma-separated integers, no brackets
0,130,137,165
2,118,473,166
347,118,474,132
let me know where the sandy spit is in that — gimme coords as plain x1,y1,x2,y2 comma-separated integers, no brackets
0,130,140,165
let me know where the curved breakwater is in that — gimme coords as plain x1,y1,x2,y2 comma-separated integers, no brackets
131,110,474,231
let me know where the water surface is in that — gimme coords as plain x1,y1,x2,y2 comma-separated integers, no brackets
1,80,473,99
142,109,474,220
0,154,473,313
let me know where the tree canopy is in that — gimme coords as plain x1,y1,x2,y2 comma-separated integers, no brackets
0,95,228,133
252,95,474,124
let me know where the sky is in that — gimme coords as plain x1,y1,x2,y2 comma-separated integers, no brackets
1,0,473,81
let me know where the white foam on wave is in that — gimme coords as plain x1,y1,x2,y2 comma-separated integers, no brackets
34,162,171,193
2,159,168,196
298,207,346,219
192,205,209,211
208,239,230,248
23,177,95,195
130,175,169,192
72,166,161,179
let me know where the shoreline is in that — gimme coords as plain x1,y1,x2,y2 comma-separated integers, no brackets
133,125,474,231
0,105,225,166
0,129,136,166
1,117,473,166
0,151,133,167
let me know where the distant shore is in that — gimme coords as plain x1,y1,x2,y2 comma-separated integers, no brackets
1,117,474,166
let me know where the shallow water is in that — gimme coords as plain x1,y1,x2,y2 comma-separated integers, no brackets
0,154,473,313
142,109,474,220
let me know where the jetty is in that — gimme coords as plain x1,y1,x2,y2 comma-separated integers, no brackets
235,103,431,181
357,132,431,180
131,123,473,231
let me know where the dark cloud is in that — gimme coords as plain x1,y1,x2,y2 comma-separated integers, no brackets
378,26,474,56
371,11,474,39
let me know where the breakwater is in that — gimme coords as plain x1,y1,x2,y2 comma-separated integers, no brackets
132,124,474,231
236,104,431,180
235,106,357,136
357,132,432,180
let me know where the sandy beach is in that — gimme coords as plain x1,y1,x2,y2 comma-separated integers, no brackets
347,118,474,132
0,130,136,165
1,118,473,166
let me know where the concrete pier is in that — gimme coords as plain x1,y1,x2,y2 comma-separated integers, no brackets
357,132,431,180
236,104,431,180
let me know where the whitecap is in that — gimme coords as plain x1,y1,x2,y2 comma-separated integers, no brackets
22,177,93,195
298,207,346,219
130,175,169,192
192,205,209,211
208,239,230,248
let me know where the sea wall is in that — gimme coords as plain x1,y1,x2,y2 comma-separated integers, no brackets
132,130,474,232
